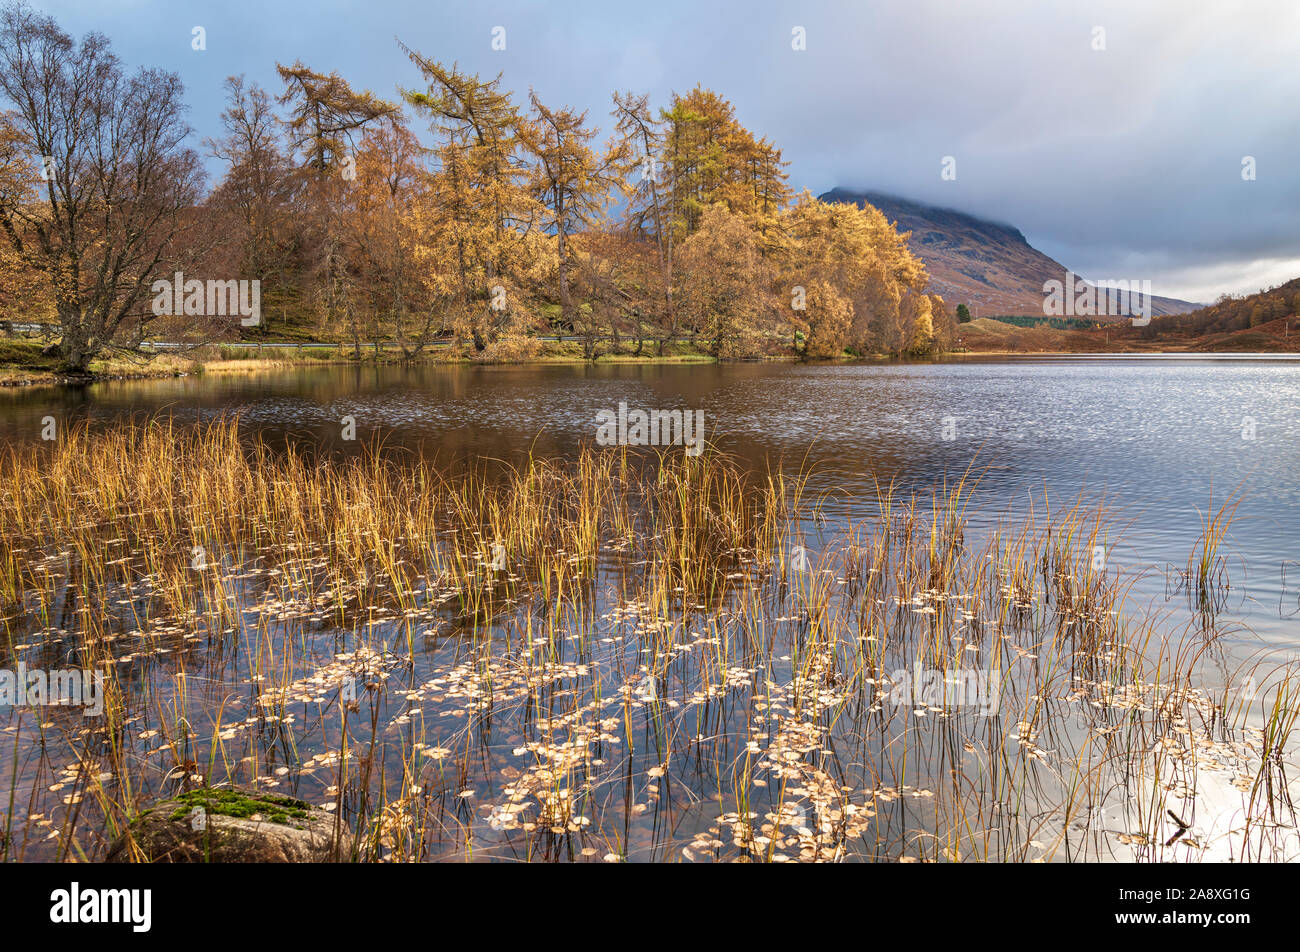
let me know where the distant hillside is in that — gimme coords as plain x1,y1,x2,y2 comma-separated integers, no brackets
819,188,1201,320
1147,276,1300,336
946,277,1300,354
950,312,1300,355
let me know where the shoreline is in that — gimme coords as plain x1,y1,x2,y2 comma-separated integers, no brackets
5,337,1300,391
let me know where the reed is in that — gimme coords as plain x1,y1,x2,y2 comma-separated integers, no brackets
0,417,1293,863
1188,488,1242,614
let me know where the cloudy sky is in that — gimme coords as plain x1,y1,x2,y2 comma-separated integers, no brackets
37,0,1300,303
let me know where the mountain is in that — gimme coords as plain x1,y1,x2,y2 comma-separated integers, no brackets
819,188,1201,320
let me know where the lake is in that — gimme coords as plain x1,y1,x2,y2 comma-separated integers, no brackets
3,355,1298,861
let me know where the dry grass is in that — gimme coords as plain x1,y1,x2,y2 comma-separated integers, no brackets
0,418,1294,862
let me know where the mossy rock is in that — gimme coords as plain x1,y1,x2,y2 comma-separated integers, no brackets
107,787,340,863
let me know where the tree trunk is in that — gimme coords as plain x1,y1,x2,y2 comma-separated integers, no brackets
558,228,571,329
56,311,94,374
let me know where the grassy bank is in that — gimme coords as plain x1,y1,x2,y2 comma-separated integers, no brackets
0,336,728,388
6,320,1300,391
0,339,203,387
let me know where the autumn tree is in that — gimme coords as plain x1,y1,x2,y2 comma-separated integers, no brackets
567,227,669,360
928,294,956,351
0,114,48,324
0,1,203,372
675,204,764,357
662,86,790,245
800,279,853,358
663,87,732,240
400,47,545,351
276,61,393,345
905,291,935,354
777,192,927,357
277,62,394,173
521,91,629,330
566,231,618,360
206,75,300,334
612,91,677,352
344,115,442,356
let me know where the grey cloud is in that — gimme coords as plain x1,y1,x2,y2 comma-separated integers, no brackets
42,0,1300,299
